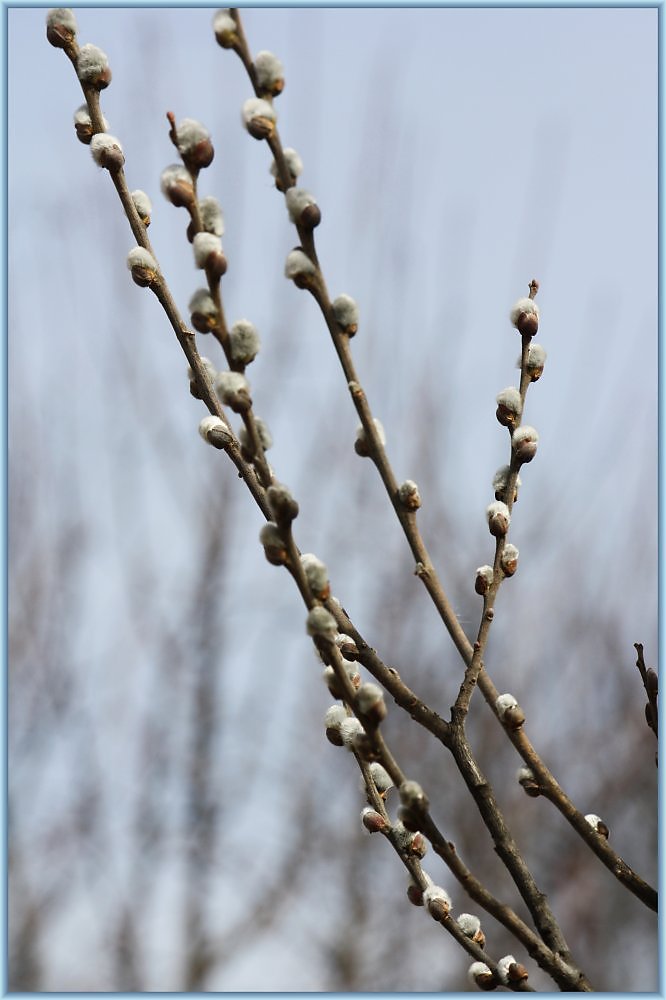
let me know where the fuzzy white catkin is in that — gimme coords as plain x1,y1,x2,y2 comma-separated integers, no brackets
73,104,108,131
90,133,123,165
468,962,492,986
496,693,519,719
306,605,337,639
198,415,225,441
423,884,451,913
339,717,364,748
193,232,223,268
229,320,260,365
324,705,347,730
199,196,224,236
368,762,393,792
160,164,192,197
284,248,316,280
457,913,481,937
510,297,539,325
212,9,236,39
239,417,272,452
215,370,249,402
175,118,210,154
300,553,329,594
242,97,276,125
47,8,77,31
526,343,547,367
131,190,152,218
355,418,386,448
188,288,217,318
76,43,109,82
497,956,517,985
285,188,317,222
271,147,303,181
254,50,284,89
126,247,158,272
496,386,522,413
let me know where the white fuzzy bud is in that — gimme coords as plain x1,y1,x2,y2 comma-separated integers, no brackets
239,417,272,454
512,425,539,463
90,133,124,171
270,147,303,186
354,682,387,725
174,118,209,155
368,762,393,793
229,320,261,365
520,342,547,381
198,415,230,448
517,766,540,797
493,465,521,503
496,386,522,427
215,371,251,412
285,188,320,228
212,9,238,47
259,522,287,566
497,956,517,985
585,813,609,838
72,103,108,144
46,8,77,47
199,196,225,236
188,288,218,333
468,962,493,989
160,164,194,208
398,479,421,511
300,554,330,599
306,606,337,641
457,913,481,937
496,693,525,729
242,97,277,140
324,704,347,731
130,190,152,225
354,418,386,457
486,500,510,537
501,543,519,577
76,43,111,87
422,884,451,921
324,704,347,745
332,294,359,336
254,50,285,96
474,565,494,596
510,296,539,336
339,716,364,749
334,633,358,661
193,232,222,268
126,246,159,288
285,248,317,288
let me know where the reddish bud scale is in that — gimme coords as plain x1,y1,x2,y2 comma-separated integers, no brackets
183,139,215,172
406,883,424,907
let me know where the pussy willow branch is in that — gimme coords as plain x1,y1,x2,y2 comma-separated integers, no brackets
55,46,555,984
221,18,598,980
161,112,273,489
225,8,656,916
357,760,536,991
219,12,575,942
